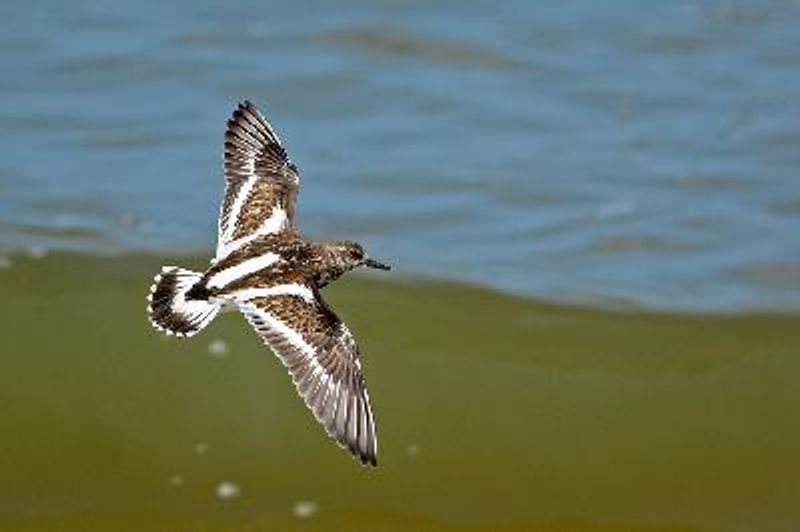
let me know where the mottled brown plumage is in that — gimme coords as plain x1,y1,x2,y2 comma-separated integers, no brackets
147,101,389,467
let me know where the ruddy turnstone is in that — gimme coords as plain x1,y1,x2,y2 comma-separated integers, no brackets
147,101,389,466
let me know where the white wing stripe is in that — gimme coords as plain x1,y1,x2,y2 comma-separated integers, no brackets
216,205,287,260
230,283,314,302
255,205,287,235
207,252,280,289
242,303,319,362
220,159,256,243
238,301,330,398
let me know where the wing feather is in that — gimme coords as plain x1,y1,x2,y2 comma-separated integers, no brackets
216,101,299,260
235,289,378,466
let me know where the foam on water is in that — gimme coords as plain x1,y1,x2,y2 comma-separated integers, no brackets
292,500,319,519
207,339,228,357
215,481,240,500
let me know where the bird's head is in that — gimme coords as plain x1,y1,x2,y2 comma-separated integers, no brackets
333,241,391,272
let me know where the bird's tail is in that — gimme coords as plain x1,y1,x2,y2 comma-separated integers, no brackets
147,266,219,338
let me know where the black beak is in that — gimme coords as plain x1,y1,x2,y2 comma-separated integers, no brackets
365,258,391,271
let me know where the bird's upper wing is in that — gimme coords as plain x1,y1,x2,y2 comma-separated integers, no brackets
216,101,299,261
232,283,378,466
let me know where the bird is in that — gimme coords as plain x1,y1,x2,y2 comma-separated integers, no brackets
146,101,390,466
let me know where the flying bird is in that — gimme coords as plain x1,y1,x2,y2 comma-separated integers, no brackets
147,101,389,466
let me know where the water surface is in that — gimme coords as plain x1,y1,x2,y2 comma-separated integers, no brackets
1,253,798,531
2,0,800,310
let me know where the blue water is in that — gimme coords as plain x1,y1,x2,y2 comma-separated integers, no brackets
2,0,800,311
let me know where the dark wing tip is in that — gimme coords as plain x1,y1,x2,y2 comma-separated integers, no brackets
235,100,263,124
301,370,378,468
345,391,379,468
227,99,284,150
360,442,378,467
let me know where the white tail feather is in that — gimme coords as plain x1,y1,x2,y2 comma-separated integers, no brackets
146,267,219,338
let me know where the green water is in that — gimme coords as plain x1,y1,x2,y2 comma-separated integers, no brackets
1,253,798,531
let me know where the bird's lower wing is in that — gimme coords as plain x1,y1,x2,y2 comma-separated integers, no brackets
232,285,378,466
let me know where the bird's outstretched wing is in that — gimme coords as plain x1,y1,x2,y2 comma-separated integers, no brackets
216,101,299,260
232,284,378,466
